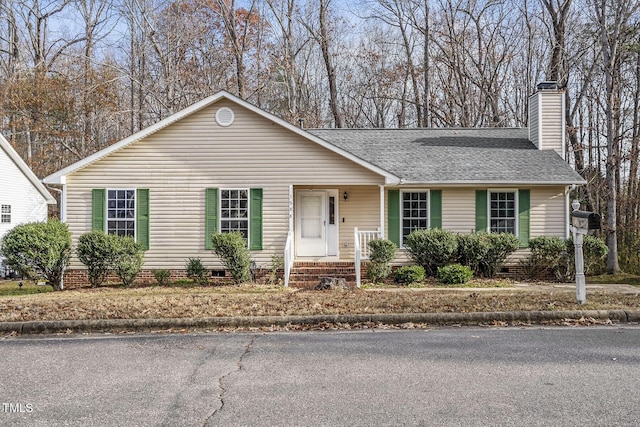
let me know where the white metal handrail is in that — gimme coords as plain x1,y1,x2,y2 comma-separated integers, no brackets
354,227,381,287
284,231,293,287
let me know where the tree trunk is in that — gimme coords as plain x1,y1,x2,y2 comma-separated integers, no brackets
318,0,342,128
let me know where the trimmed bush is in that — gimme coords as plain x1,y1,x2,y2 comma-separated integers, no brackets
367,239,398,283
527,236,568,280
0,219,71,291
456,233,487,276
112,236,144,286
153,269,171,286
404,229,458,276
77,231,119,287
566,235,608,276
478,233,520,278
211,232,251,284
186,257,209,285
438,263,473,285
394,265,425,285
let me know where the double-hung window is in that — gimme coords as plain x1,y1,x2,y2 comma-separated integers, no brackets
402,191,429,244
91,188,149,250
489,191,516,234
220,189,249,239
476,189,529,248
205,187,263,250
107,189,136,237
1,205,10,223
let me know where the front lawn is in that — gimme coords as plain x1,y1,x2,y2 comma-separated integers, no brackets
0,280,54,297
587,273,640,287
0,281,638,323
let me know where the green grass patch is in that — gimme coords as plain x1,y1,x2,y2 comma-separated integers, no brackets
0,280,54,296
587,273,640,287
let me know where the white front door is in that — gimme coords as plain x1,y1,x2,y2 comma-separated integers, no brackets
296,191,326,256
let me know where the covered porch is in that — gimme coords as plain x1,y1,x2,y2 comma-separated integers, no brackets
283,184,385,288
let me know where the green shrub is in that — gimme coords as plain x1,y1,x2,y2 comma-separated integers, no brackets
456,233,487,275
211,232,251,284
438,263,473,285
0,219,71,291
566,235,608,276
186,257,209,285
527,236,568,280
404,229,457,276
394,265,425,285
477,233,520,278
152,269,171,286
367,239,398,283
112,236,144,286
368,239,398,264
76,231,120,287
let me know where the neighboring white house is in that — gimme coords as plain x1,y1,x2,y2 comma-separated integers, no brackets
0,133,56,277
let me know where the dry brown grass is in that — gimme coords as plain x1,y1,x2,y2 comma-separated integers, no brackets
0,282,639,322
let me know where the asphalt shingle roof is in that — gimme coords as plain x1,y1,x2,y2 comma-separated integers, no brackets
308,128,585,185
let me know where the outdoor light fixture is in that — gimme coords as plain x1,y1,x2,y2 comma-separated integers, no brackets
343,191,348,201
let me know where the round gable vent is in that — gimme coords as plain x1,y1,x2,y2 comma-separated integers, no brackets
216,107,235,127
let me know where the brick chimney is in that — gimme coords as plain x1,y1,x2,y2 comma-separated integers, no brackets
528,81,565,159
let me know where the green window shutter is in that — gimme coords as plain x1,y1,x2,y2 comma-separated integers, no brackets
388,190,400,246
205,188,218,250
136,189,150,250
249,188,263,250
430,190,442,229
91,189,105,231
475,190,488,233
518,189,531,248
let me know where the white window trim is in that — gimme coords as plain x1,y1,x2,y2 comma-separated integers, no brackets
219,188,250,239
400,189,431,247
487,189,518,236
106,188,137,239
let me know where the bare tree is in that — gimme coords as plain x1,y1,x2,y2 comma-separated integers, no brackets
592,0,640,273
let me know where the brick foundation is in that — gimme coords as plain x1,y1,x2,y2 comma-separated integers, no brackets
61,268,280,289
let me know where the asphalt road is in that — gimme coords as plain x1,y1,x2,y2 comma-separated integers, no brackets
1,327,640,426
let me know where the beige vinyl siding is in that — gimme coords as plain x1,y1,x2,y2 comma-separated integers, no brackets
539,92,564,157
385,186,568,266
530,186,566,238
65,100,384,269
441,188,476,233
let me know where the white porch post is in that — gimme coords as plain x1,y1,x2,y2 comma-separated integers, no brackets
289,184,294,237
379,185,385,239
284,184,294,287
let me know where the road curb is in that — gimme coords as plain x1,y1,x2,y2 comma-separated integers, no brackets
1,310,638,334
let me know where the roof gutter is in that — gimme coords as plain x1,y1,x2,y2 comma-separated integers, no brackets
394,179,587,187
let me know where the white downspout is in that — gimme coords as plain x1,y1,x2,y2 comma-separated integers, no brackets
379,185,385,239
61,185,67,222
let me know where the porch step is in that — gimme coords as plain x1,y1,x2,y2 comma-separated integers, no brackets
288,262,358,289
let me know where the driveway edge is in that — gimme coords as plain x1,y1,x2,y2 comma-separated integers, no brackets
1,310,638,334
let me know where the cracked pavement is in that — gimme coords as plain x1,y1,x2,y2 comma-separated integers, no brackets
3,327,640,426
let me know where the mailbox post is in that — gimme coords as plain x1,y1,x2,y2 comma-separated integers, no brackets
569,200,601,304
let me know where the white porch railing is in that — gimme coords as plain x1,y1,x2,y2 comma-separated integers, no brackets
284,231,293,287
354,227,382,287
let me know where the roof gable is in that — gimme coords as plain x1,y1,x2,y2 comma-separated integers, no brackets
43,91,400,185
0,133,56,204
